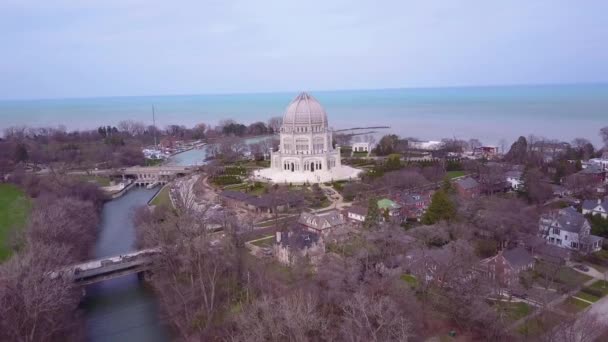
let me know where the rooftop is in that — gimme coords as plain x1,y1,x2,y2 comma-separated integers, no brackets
282,92,327,129
455,177,479,190
298,210,345,231
502,247,535,268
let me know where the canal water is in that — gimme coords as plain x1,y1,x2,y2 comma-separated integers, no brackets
83,187,170,342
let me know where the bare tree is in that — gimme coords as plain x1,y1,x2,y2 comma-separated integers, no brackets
230,292,327,342
340,290,413,342
0,243,82,342
267,116,283,134
117,120,146,136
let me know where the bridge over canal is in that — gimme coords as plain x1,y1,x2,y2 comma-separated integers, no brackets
51,248,161,286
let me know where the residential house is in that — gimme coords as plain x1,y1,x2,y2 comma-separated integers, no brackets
377,198,402,220
346,205,367,222
579,164,607,183
539,207,603,253
274,226,325,266
454,177,480,199
588,152,608,171
398,191,433,221
220,190,303,214
477,247,535,286
505,170,524,191
582,196,608,219
551,184,572,198
517,233,570,264
298,210,345,237
473,146,499,159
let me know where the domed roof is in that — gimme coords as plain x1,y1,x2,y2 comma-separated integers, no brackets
282,92,327,128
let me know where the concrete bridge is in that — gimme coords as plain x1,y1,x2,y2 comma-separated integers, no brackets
51,248,161,286
119,166,194,186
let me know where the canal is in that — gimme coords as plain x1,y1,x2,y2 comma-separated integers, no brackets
82,187,170,342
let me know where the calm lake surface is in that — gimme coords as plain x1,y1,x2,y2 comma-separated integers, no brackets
2,84,607,146
82,187,169,342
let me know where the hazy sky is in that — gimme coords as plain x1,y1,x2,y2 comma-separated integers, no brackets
1,0,607,100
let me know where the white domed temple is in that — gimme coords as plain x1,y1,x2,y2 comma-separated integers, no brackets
253,92,361,184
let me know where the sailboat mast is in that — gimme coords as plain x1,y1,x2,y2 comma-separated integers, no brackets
152,105,157,149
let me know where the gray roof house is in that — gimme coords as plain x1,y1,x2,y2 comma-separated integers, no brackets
274,226,325,266
477,247,535,286
582,196,608,219
298,210,345,235
539,207,603,253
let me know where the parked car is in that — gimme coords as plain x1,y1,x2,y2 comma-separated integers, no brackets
573,264,590,272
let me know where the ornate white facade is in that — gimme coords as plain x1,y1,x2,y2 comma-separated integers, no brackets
254,92,360,184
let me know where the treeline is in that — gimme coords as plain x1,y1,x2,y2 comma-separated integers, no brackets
0,175,105,341
134,203,419,341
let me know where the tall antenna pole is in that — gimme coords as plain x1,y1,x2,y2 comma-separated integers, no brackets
152,105,157,149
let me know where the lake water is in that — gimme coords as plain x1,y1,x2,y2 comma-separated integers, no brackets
82,187,169,342
1,84,607,146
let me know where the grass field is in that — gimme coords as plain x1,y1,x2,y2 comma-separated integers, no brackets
535,261,592,288
400,274,418,287
78,175,112,186
446,170,466,179
0,184,31,261
517,311,564,337
494,301,534,322
559,297,591,313
150,186,172,207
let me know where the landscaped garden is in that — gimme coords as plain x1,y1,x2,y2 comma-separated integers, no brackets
0,184,31,261
446,170,466,179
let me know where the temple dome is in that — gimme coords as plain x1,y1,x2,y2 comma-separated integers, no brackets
282,92,327,128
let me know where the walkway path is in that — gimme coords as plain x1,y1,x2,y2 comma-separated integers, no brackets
318,183,350,210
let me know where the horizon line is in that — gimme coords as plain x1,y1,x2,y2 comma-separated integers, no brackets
1,81,607,103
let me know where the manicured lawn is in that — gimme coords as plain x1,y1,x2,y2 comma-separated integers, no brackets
588,280,608,295
446,171,466,179
250,235,275,247
501,302,534,321
0,184,31,261
145,158,164,166
78,175,111,186
352,151,369,157
517,311,564,337
558,297,591,313
400,274,418,287
150,186,172,207
574,291,600,303
535,261,592,288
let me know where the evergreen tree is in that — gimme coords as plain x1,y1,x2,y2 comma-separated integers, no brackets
441,175,453,193
421,190,456,225
14,143,29,163
364,198,380,228
505,136,528,164
385,154,402,171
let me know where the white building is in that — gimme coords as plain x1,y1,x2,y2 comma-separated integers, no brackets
408,140,443,150
352,142,371,153
582,196,608,219
587,152,608,171
539,207,603,253
253,92,361,183
505,170,523,191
